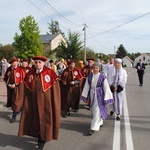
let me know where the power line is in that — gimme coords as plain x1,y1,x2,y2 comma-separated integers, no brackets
42,0,81,26
86,26,104,31
27,0,69,30
87,11,150,39
87,27,111,50
106,31,150,39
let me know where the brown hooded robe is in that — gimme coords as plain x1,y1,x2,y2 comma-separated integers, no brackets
60,67,83,111
4,66,25,112
18,67,61,141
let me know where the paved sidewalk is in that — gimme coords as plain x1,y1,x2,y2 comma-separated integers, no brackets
0,77,7,108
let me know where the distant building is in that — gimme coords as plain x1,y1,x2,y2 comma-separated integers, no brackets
122,56,133,67
40,33,66,51
134,53,150,66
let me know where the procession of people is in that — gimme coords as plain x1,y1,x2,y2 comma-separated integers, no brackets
1,56,130,149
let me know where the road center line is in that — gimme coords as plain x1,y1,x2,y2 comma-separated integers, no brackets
113,119,120,150
124,93,134,150
113,93,134,150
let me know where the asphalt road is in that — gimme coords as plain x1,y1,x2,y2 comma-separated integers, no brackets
0,67,150,150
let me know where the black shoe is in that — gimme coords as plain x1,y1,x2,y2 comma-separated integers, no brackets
37,140,45,150
88,129,95,135
62,111,70,118
116,116,120,121
110,111,114,116
10,117,16,123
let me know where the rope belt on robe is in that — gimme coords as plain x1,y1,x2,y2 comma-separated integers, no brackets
90,87,107,120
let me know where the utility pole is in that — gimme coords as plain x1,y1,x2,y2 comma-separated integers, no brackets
83,23,86,62
114,45,116,59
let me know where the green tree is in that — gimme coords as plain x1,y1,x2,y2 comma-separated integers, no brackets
0,44,14,60
116,44,128,58
77,48,97,61
0,43,3,47
55,31,83,60
127,52,141,61
13,15,43,59
96,53,108,62
47,20,64,36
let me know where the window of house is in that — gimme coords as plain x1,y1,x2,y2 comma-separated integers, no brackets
143,57,145,61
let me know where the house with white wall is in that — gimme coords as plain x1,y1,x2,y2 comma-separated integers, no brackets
40,33,66,51
134,53,150,66
122,56,133,67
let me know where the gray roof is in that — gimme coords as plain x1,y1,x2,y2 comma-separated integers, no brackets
40,34,60,44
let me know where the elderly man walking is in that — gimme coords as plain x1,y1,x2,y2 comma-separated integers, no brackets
18,56,61,150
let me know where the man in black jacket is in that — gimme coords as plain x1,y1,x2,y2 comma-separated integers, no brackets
136,59,145,86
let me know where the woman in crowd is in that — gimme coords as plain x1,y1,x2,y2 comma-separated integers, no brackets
109,58,127,121
81,62,114,135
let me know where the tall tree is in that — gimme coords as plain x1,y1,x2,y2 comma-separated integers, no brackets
116,44,128,58
77,48,97,61
55,31,83,60
127,52,141,61
13,15,43,59
0,44,14,60
0,43,3,47
47,20,64,36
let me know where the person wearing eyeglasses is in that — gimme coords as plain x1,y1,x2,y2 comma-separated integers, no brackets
18,56,61,150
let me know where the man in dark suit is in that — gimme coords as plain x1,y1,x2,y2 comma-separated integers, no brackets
136,59,145,86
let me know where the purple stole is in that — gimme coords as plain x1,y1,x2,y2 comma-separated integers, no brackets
88,73,113,119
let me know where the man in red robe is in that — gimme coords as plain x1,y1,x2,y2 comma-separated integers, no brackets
4,58,25,123
20,58,32,74
82,58,95,77
60,60,83,117
18,56,61,150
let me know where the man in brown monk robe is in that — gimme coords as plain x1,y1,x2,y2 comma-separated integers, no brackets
20,58,32,74
60,60,83,118
18,56,61,150
4,58,25,123
82,58,95,77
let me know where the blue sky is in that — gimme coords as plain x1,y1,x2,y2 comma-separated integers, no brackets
0,0,150,54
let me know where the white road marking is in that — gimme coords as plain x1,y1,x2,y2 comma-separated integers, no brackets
113,120,120,150
112,93,134,150
124,94,134,150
